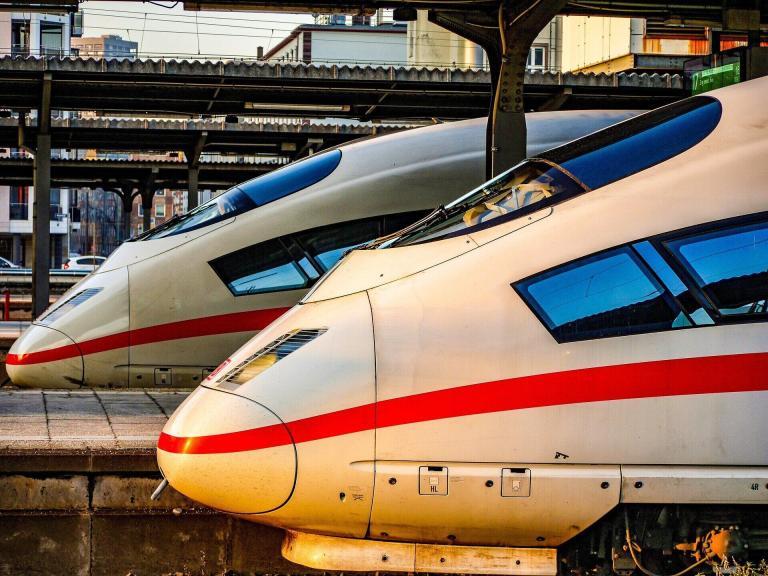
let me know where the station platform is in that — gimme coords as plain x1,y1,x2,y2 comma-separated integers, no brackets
0,388,185,470
0,388,307,576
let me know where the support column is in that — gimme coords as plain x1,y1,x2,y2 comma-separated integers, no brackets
140,170,157,233
142,194,152,233
186,131,206,212
12,234,22,266
491,0,566,176
32,73,52,319
430,0,565,177
187,166,199,212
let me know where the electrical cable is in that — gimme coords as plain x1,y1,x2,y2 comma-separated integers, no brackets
623,510,711,576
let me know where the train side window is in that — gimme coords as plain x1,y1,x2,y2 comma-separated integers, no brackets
293,218,383,272
664,220,768,317
210,211,429,296
632,241,714,326
514,246,684,343
210,238,319,296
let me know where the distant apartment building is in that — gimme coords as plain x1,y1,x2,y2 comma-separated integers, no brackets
0,12,80,265
262,16,407,66
71,34,138,58
0,10,79,56
130,189,186,238
0,150,72,267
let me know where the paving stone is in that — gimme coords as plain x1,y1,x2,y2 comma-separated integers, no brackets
48,419,115,438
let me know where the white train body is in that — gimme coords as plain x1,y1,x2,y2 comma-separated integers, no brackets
7,111,634,388
158,79,768,574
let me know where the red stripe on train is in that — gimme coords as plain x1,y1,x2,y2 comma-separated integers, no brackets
6,307,290,366
157,351,768,455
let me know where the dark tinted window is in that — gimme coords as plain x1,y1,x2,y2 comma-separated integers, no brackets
137,150,341,240
515,216,767,343
211,211,428,296
548,97,721,190
384,97,720,248
516,246,684,342
211,237,321,296
238,150,341,206
665,220,768,317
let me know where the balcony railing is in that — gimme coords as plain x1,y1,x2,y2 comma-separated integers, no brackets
11,44,29,57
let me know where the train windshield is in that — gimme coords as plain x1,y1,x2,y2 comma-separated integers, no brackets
380,96,721,248
136,150,342,240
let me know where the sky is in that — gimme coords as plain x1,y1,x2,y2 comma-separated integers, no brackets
80,1,315,59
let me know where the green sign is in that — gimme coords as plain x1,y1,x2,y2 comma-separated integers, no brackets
691,62,741,95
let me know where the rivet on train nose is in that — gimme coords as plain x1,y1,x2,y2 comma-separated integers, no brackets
339,492,346,502
601,482,610,489
485,480,494,487
388,477,397,485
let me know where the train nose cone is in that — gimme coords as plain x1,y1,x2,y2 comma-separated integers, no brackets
157,385,296,514
6,325,83,388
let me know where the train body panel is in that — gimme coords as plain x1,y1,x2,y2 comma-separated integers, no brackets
158,78,768,572
8,111,636,388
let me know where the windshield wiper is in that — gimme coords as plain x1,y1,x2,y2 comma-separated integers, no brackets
361,205,452,250
129,213,184,241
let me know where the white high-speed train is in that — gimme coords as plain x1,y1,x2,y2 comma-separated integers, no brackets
158,78,768,575
6,111,635,388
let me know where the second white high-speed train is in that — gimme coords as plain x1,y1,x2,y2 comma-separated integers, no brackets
7,111,635,388
158,79,768,574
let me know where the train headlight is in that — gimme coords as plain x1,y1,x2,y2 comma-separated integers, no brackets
214,328,327,391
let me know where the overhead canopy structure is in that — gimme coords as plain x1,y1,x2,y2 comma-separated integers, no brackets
0,116,403,160
0,57,684,119
0,157,273,189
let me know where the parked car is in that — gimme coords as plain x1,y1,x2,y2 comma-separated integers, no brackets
63,256,106,271
0,257,20,269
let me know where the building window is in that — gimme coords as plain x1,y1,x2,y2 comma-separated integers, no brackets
9,186,29,220
155,202,165,217
40,23,64,56
527,46,546,70
11,21,30,56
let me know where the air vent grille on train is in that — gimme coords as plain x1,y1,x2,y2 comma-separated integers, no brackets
218,328,327,390
37,288,104,325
